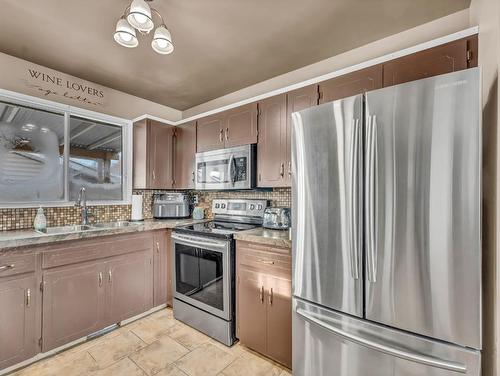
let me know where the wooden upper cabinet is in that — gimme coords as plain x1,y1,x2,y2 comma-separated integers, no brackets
286,85,319,185
149,121,174,189
225,103,258,148
196,113,225,152
197,103,258,152
383,36,478,87
133,119,174,189
319,65,383,104
257,94,288,188
174,121,197,189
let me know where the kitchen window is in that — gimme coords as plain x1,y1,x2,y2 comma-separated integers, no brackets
0,93,131,206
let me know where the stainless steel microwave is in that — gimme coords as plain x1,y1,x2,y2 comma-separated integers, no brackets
195,144,256,190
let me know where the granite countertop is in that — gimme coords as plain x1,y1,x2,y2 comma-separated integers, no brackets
234,227,292,248
0,218,206,251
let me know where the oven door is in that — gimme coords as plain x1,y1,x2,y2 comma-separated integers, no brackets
195,145,255,190
172,232,232,320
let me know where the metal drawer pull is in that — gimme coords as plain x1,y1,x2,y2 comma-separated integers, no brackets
98,272,103,287
288,161,292,177
258,259,275,265
26,289,31,307
156,241,160,253
0,264,14,272
226,127,229,141
269,288,273,306
280,163,284,178
108,270,113,284
296,308,467,374
219,129,223,142
260,286,264,303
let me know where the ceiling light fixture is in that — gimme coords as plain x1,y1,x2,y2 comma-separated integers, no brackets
114,0,173,55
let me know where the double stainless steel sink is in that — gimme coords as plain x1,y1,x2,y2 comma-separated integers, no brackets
36,221,140,235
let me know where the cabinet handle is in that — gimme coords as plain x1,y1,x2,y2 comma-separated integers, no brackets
156,241,160,253
288,161,292,177
225,127,229,141
280,163,284,178
98,272,103,287
219,129,223,142
192,171,195,183
108,270,112,284
260,286,264,304
152,169,156,180
0,264,14,272
258,259,275,265
269,288,273,306
26,289,31,307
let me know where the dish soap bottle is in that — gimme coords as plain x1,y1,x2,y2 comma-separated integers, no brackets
34,207,47,232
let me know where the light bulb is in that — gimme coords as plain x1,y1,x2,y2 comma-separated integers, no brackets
132,13,148,25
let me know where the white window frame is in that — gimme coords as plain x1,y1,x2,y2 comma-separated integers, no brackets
0,88,132,208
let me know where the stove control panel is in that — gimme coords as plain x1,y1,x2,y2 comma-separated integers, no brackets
212,199,268,218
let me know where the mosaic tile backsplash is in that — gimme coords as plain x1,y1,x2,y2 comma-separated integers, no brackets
0,188,291,231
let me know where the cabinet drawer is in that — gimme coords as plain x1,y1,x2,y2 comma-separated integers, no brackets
43,233,154,269
237,242,291,273
0,253,36,277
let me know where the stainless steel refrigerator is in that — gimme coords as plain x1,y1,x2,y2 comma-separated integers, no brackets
291,68,481,376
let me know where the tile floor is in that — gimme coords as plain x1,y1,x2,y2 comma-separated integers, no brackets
11,308,292,376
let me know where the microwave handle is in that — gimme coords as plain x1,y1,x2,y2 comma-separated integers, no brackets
228,154,236,185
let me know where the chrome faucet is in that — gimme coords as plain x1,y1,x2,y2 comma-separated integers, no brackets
75,187,94,225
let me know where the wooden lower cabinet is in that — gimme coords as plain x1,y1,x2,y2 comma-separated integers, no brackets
104,250,153,326
266,274,292,367
237,266,268,355
153,230,170,307
42,261,106,351
0,274,39,370
236,241,292,368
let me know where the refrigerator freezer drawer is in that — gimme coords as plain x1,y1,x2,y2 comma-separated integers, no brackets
293,298,480,376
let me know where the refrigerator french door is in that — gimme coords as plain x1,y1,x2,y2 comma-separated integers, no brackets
292,68,481,376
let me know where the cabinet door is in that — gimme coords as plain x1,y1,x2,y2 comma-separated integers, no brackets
174,122,197,189
42,262,106,351
286,85,318,185
225,103,258,148
166,230,173,307
197,114,225,152
149,121,174,189
319,65,382,104
257,94,287,187
0,275,38,370
237,266,267,355
105,250,153,325
266,275,292,368
383,36,477,87
133,120,148,189
153,231,168,307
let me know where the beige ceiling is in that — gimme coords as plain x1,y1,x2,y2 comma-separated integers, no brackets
0,0,470,110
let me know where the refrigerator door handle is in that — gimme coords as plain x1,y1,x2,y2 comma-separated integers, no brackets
366,115,377,283
349,118,360,279
296,307,467,374
365,115,374,282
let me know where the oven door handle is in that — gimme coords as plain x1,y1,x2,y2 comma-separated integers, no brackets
172,233,228,251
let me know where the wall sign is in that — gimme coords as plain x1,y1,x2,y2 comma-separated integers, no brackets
22,68,106,107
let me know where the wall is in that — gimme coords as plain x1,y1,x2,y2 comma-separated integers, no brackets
0,52,182,121
468,0,500,375
183,9,471,118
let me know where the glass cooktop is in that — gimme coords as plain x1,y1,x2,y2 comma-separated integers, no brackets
175,221,259,239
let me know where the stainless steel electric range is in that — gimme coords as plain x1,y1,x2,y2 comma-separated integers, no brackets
171,198,268,346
